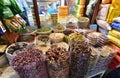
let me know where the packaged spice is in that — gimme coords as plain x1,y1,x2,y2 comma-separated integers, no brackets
86,47,100,73
87,32,108,47
9,0,23,15
87,45,117,76
12,48,48,78
0,21,6,34
0,0,11,6
13,15,26,25
3,18,21,32
46,47,69,78
0,7,14,18
70,40,92,78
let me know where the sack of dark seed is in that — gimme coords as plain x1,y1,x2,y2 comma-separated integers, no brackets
46,47,69,78
12,48,49,78
69,40,92,78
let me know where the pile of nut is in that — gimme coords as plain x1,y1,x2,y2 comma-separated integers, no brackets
12,48,48,78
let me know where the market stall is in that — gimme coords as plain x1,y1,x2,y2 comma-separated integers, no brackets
0,0,120,78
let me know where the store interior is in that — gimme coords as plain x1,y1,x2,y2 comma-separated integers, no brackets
0,0,120,78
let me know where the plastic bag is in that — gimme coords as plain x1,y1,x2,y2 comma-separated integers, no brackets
46,47,69,78
0,66,20,78
108,35,120,47
86,46,100,76
87,45,117,76
0,7,14,18
69,39,91,78
111,22,120,30
102,0,111,4
109,30,120,39
13,15,26,25
97,4,110,20
0,0,11,6
87,32,108,47
96,20,111,30
3,18,21,32
0,21,6,34
12,48,49,78
9,0,23,15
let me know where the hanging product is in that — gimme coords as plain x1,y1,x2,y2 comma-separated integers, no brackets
13,15,26,25
0,6,14,18
12,48,49,78
97,4,110,20
109,30,120,39
111,22,120,30
106,5,120,23
9,0,23,15
0,0,11,6
3,18,21,32
108,35,120,47
46,47,69,78
58,6,69,22
96,20,111,30
0,21,6,34
102,0,111,4
112,0,120,7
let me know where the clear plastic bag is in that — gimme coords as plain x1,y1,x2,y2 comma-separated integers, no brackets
69,40,92,78
12,48,49,78
46,47,69,78
86,45,117,76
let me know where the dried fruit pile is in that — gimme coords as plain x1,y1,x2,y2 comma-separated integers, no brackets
12,48,48,78
46,47,69,78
